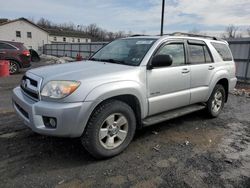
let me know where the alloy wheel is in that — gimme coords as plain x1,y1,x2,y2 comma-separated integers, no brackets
99,113,128,150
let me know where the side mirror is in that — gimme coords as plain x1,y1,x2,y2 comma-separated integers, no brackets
149,54,173,69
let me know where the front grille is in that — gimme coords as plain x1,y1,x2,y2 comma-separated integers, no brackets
20,73,42,101
22,75,37,87
21,84,39,99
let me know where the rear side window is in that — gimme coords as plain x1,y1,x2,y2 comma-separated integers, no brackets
0,43,16,50
188,44,212,64
211,42,233,61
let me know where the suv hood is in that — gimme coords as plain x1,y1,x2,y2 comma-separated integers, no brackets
29,60,141,86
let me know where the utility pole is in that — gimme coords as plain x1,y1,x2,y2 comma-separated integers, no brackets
160,0,165,36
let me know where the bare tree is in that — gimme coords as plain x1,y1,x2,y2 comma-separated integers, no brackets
85,24,100,37
223,25,239,39
36,17,127,41
37,18,52,28
107,32,115,41
115,31,125,39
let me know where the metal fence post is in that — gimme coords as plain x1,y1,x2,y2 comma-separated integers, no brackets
245,44,250,82
79,44,81,58
43,44,45,54
90,43,92,58
64,44,65,56
71,44,73,58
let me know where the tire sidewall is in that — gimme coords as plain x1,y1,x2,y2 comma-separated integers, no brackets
208,85,225,117
83,100,136,158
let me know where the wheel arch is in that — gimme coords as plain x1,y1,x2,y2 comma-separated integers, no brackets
5,58,22,68
216,78,229,102
207,70,230,103
85,94,143,131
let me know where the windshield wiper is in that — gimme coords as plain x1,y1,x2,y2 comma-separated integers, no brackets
90,58,126,65
105,59,125,64
89,58,103,62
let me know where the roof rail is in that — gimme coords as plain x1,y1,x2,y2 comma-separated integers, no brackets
169,32,219,40
129,34,148,37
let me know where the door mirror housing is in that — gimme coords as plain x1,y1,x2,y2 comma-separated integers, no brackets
149,55,173,69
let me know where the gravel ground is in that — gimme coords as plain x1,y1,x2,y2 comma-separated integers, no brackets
0,60,250,188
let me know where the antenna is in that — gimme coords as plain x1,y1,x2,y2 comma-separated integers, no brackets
160,0,165,36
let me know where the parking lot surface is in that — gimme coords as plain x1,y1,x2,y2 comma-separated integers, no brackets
0,61,250,188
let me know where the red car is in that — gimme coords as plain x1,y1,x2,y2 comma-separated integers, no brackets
0,40,31,74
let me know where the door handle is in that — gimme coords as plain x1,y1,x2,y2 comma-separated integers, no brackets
182,68,190,73
208,65,215,70
0,52,6,54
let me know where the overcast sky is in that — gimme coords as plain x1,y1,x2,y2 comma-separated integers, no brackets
1,0,249,35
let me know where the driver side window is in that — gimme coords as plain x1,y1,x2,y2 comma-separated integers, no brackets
156,43,185,66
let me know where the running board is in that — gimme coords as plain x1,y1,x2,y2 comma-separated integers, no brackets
142,104,206,127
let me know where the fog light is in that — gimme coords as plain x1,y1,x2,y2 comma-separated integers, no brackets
49,118,56,128
43,116,57,128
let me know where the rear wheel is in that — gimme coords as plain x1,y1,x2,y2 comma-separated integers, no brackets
81,100,136,159
207,84,225,117
9,60,20,74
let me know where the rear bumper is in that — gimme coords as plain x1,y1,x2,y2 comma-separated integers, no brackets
19,55,31,68
22,62,31,68
12,87,95,137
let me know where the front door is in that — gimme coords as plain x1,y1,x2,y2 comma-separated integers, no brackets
147,40,191,116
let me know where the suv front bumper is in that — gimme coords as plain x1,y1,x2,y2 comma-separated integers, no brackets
12,87,94,137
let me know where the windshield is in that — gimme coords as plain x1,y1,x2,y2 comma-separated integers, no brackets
90,38,156,66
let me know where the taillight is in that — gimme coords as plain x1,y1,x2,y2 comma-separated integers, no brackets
22,50,30,56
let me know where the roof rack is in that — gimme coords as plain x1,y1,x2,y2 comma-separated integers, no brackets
129,34,148,37
168,32,219,41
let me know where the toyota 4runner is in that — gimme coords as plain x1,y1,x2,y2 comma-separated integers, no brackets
12,34,237,158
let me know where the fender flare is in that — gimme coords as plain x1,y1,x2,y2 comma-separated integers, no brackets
205,70,229,101
84,81,148,118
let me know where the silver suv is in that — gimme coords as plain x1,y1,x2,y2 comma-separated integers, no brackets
12,34,237,158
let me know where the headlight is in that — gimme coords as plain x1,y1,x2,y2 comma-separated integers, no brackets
41,81,80,99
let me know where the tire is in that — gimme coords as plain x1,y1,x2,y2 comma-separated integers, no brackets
207,84,226,118
9,60,20,74
81,100,136,159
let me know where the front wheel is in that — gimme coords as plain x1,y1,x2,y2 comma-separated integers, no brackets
81,100,136,159
207,84,226,117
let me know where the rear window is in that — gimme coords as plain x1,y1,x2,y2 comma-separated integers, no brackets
188,44,213,64
0,43,16,50
211,42,233,61
14,43,27,50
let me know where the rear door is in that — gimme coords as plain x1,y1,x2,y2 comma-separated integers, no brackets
147,40,191,115
0,42,17,60
187,40,216,104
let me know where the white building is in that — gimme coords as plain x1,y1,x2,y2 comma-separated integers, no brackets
46,28,91,44
0,18,48,51
0,18,91,52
